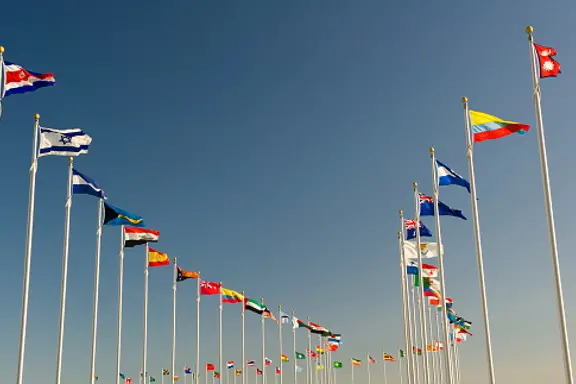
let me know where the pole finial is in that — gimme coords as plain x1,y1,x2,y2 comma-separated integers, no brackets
525,25,534,34
429,147,435,153
461,97,468,103
412,182,418,188
34,113,40,120
0,46,5,54
398,209,403,215
68,157,73,164
397,231,401,236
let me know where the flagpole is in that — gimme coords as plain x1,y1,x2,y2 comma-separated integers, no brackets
292,312,297,384
89,198,104,384
278,305,283,384
397,212,414,384
242,291,246,384
315,337,320,384
410,283,420,384
435,312,443,384
16,113,41,384
427,306,437,384
526,26,574,383
382,351,387,384
171,259,178,384
398,348,403,384
116,226,125,384
142,243,150,384
350,362,354,384
261,298,266,384
366,354,370,384
54,156,75,384
219,282,223,384
307,318,312,384
196,274,201,384
461,98,496,384
205,364,208,384
413,183,431,384
162,371,165,384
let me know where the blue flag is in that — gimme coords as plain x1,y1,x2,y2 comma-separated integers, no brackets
419,194,467,220
406,260,418,275
103,202,145,226
436,160,470,193
72,169,107,199
405,219,432,240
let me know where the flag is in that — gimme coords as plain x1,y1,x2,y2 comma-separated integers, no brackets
469,110,531,142
295,352,306,360
256,369,263,376
148,247,170,267
213,372,220,379
279,311,291,324
150,378,156,383
263,309,278,323
309,321,330,335
200,281,221,295
72,169,107,199
421,264,439,278
351,359,361,367
275,367,281,375
405,219,432,240
281,354,289,362
423,277,441,291
333,361,343,368
123,227,159,247
245,298,267,314
369,356,376,364
407,260,418,275
412,347,422,355
403,241,442,259
39,127,91,157
292,316,312,330
383,353,396,361
316,364,324,370
315,346,326,354
125,379,132,384
426,345,438,353
327,334,341,345
436,160,470,193
94,376,98,381
307,349,318,358
534,43,561,78
177,267,199,281
174,377,179,382
221,288,244,304
419,194,466,220
295,366,303,373
247,361,255,367
103,203,145,227
265,358,272,366
119,373,126,379
206,363,215,371
423,287,441,299
399,350,405,358
435,341,445,350
162,370,169,375
429,297,453,308
185,366,192,374
227,361,234,369
3,61,55,97
235,370,242,376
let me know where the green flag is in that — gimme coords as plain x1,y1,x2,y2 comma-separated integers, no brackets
150,378,156,383
399,349,405,358
333,361,343,369
295,352,306,360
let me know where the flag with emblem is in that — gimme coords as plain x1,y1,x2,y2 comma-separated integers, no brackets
39,127,92,157
402,241,442,259
103,204,144,227
2,60,55,98
200,281,221,295
405,219,432,240
533,43,561,78
177,267,199,281
148,248,170,267
419,194,467,220
123,227,159,247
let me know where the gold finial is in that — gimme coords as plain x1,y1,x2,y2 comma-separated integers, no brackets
412,182,418,188
261,297,265,304
0,46,4,54
397,231,401,236
461,97,468,103
525,25,534,34
398,209,403,215
34,113,40,120
68,157,73,164
429,147,435,153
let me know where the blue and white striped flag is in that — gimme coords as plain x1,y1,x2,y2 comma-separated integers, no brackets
72,169,107,199
39,127,92,157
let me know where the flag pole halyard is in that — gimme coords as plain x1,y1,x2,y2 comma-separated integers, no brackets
397,211,414,384
171,258,178,384
143,242,150,384
16,113,41,384
461,97,496,384
89,198,104,384
525,25,574,384
413,183,431,384
55,156,75,384
116,226,125,384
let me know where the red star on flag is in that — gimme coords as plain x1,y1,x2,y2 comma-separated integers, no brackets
534,43,561,78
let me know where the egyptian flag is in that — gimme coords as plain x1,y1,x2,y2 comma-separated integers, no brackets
124,227,159,248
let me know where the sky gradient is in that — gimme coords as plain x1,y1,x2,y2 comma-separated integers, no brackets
1,1,576,383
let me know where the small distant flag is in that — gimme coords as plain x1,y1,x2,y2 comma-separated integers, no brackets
93,376,98,382
2,61,55,97
369,356,377,364
177,267,199,281
235,370,242,376
436,160,470,193
265,358,272,366
534,43,561,78
407,260,418,275
200,280,222,295
148,247,170,267
295,352,306,360
316,364,324,370
263,309,278,323
104,203,144,227
125,378,132,384
383,353,396,361
352,359,361,366
333,361,343,368
184,366,192,374
174,377,179,382
281,354,289,362
279,311,291,324
295,366,303,373
315,346,326,354
221,288,244,304
123,227,159,247
72,169,107,199
149,378,156,383
399,349,406,358
213,372,220,379
419,194,466,220
227,361,234,369
469,110,530,142
309,321,330,335
256,369,263,376
206,363,215,371
403,241,441,259
275,367,281,375
39,127,91,157
247,360,255,367
162,369,169,375
119,373,126,379
405,219,432,240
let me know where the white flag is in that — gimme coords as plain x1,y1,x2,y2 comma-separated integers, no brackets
403,241,442,259
39,127,92,157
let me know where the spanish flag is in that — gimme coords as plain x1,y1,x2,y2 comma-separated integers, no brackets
148,248,170,267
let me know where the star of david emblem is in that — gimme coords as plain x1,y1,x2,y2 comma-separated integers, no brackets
59,134,73,145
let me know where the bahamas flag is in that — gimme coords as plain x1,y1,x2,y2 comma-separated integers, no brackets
470,110,530,143
103,202,145,226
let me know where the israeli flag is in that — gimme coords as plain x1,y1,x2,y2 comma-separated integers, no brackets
436,160,470,193
39,127,92,157
72,169,107,199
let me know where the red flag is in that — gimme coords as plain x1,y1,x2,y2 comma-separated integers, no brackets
534,43,561,78
256,369,263,376
206,363,215,371
200,281,222,295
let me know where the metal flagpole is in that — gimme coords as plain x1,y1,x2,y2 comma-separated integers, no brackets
410,285,420,384
261,298,266,384
196,274,201,384
55,157,75,384
526,26,574,384
315,337,320,384
366,354,370,384
171,259,178,384
219,283,223,384
292,312,297,384
398,348,403,384
142,243,150,384
453,344,460,384
435,312,443,384
205,365,208,384
427,306,437,384
16,114,41,384
461,98,496,384
278,306,283,384
115,226,125,384
89,199,104,384
397,213,414,384
162,370,165,384
382,351,388,384
413,183,431,384
242,291,246,384
307,319,312,384
350,361,354,384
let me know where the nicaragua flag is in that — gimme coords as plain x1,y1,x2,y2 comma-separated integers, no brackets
405,219,432,240
2,61,55,98
39,127,92,157
436,160,470,193
72,169,107,199
419,194,467,220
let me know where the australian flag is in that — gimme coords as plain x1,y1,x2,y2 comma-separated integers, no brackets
405,219,432,240
419,194,467,220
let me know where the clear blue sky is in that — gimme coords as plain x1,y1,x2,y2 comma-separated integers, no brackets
1,1,576,383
